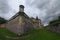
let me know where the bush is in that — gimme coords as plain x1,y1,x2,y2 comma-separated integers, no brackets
0,17,7,24
49,16,60,26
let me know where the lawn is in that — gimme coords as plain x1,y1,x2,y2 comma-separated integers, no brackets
0,28,18,40
0,28,60,40
24,29,60,40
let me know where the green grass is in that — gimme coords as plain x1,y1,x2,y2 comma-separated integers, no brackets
0,28,18,40
24,29,60,40
49,19,60,26
0,28,60,40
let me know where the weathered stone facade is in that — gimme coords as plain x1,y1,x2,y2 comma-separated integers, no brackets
46,24,60,33
0,23,6,28
0,14,42,35
31,18,42,29
6,15,34,35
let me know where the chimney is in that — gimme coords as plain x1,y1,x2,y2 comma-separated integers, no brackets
19,5,25,12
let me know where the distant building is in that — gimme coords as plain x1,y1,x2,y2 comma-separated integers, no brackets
31,16,42,29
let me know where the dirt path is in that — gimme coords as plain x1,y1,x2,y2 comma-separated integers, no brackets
5,34,32,40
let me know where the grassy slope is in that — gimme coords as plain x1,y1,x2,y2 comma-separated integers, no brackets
0,28,60,40
24,29,60,40
0,28,18,40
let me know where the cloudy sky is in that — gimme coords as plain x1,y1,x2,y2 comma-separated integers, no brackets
0,0,60,26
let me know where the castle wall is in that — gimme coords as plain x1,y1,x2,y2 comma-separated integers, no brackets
5,16,34,35
0,23,6,28
6,16,19,34
32,19,42,29
0,15,42,35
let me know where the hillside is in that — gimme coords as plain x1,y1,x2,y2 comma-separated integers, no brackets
47,16,60,33
49,16,60,26
24,29,60,40
0,28,18,40
0,28,60,40
0,17,7,24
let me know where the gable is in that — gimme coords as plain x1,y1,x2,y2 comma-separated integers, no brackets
9,12,29,21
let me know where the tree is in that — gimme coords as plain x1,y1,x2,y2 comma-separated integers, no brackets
58,16,60,20
0,17,7,24
49,16,60,26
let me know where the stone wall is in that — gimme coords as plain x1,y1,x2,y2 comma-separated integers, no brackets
32,18,42,29
0,23,6,28
5,16,34,35
46,24,60,33
6,16,19,34
0,15,42,35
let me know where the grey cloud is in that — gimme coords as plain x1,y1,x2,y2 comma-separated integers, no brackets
0,0,10,18
0,0,60,26
25,0,60,26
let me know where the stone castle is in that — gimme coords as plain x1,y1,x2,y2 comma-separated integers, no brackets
0,5,42,35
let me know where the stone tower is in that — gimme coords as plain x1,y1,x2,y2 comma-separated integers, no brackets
6,5,34,35
31,16,42,29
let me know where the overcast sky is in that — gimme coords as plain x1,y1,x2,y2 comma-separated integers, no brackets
0,0,60,26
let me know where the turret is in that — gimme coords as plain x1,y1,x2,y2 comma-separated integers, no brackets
36,16,39,20
19,5,25,12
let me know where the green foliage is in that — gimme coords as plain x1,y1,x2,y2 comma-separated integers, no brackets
49,20,60,25
0,28,18,40
59,16,60,20
0,17,7,24
23,29,60,40
49,16,60,26
0,29,60,40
